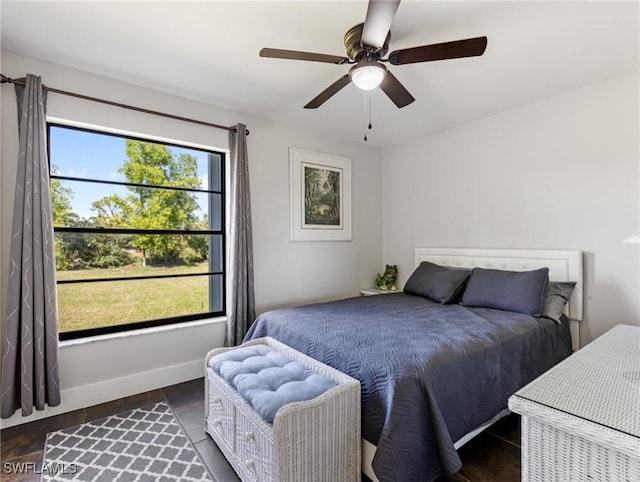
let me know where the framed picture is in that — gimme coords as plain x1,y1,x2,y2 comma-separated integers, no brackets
289,147,352,241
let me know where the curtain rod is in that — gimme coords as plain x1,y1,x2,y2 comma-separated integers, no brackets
0,74,248,135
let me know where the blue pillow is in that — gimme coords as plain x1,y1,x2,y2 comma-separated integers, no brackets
541,281,576,323
461,267,549,316
404,262,470,304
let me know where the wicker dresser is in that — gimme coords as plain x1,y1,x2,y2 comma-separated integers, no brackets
509,324,640,482
204,337,361,482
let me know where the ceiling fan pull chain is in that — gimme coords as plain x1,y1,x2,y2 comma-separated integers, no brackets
364,91,369,141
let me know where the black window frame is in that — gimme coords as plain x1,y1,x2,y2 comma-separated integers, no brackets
47,122,226,341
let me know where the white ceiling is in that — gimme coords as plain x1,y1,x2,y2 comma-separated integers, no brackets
2,1,638,147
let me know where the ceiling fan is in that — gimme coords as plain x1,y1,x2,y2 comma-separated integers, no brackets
260,0,487,109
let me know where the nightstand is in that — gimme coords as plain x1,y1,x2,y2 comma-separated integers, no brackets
360,288,401,296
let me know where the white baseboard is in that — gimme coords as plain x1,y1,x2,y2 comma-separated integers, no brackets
0,358,204,429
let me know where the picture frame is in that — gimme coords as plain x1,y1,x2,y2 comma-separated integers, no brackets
289,147,352,242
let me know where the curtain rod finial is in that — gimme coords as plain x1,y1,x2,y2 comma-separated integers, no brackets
1,74,11,84
234,126,250,136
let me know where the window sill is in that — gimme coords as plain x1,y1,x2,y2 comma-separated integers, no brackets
59,316,227,348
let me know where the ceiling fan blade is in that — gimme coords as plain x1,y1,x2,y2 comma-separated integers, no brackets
260,48,349,65
361,0,401,50
304,75,351,109
389,36,488,65
379,70,415,108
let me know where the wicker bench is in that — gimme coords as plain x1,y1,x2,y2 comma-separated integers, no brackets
204,337,361,482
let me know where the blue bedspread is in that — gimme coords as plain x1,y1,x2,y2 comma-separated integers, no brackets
244,293,572,482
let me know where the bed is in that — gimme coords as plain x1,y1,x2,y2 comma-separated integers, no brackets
244,248,583,482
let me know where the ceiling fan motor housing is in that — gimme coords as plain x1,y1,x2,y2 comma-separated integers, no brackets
344,23,390,60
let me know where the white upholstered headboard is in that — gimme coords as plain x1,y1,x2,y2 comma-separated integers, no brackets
414,248,583,349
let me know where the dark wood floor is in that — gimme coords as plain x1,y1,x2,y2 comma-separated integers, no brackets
1,378,521,482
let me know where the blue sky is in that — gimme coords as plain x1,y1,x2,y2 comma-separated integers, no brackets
49,125,210,220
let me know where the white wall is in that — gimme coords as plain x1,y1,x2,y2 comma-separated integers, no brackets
0,51,382,427
382,72,640,346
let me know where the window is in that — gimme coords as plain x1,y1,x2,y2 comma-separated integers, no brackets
48,123,225,340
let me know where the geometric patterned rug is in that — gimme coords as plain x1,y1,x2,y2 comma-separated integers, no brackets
41,402,213,481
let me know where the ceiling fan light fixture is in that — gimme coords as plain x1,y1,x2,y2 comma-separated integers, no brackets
349,61,386,90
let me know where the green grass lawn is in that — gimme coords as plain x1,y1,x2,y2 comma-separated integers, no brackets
57,262,211,333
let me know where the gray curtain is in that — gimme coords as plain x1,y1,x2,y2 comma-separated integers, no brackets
226,124,255,346
1,74,61,418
